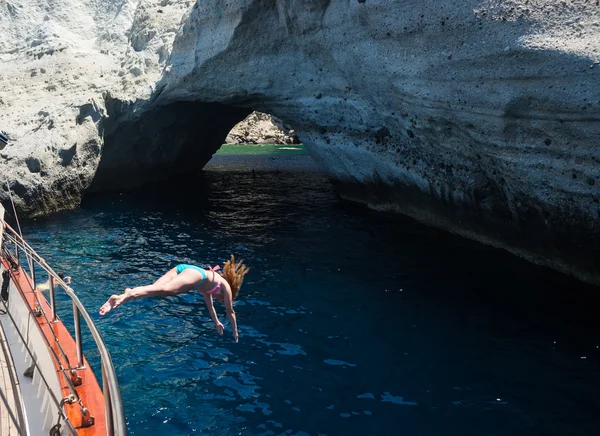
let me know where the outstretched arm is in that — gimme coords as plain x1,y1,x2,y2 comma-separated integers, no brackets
203,294,224,335
223,289,239,342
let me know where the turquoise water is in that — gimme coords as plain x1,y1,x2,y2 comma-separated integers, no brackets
21,149,600,435
216,144,307,155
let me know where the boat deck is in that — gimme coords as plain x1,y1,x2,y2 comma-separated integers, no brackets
0,316,22,435
0,202,21,434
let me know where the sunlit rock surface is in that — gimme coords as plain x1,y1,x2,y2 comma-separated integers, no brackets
225,112,299,145
1,0,599,283
143,0,599,283
0,0,194,214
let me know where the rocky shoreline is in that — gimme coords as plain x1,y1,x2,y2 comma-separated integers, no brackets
225,112,299,145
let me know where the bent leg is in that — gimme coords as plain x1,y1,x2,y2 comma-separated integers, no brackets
100,269,205,315
153,267,179,287
130,268,205,296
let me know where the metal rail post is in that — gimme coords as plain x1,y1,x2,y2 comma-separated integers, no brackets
103,364,114,436
49,276,57,321
73,302,84,368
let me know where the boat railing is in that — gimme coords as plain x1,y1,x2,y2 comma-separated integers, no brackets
0,218,127,435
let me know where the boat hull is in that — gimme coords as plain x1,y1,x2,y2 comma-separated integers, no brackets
0,259,107,435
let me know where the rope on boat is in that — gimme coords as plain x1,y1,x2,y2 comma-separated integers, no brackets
4,183,35,283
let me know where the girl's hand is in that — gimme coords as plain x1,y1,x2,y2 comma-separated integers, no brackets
215,321,224,335
233,329,239,343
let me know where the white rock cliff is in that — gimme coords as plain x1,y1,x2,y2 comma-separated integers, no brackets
225,112,299,145
1,0,599,284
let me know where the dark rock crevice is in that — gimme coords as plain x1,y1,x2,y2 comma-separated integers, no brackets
89,98,251,192
334,177,600,285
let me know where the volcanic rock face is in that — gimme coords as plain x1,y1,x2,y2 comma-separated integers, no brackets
225,112,299,145
147,0,600,283
1,1,599,283
0,0,194,214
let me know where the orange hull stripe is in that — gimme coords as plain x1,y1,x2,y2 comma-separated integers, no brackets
2,259,107,435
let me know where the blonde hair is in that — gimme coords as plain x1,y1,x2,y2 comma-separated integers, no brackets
221,255,249,299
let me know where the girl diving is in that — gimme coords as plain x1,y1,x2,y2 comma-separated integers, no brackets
99,255,249,342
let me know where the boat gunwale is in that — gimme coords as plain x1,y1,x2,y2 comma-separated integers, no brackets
3,259,107,435
0,306,27,435
0,214,127,435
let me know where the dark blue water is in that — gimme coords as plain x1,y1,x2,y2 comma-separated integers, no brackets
22,151,600,436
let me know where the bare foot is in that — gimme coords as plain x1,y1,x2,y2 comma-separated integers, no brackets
99,289,131,316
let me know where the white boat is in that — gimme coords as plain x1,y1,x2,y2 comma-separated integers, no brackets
0,203,126,435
